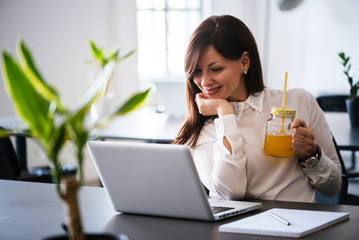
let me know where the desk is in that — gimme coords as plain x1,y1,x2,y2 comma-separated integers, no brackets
0,180,358,240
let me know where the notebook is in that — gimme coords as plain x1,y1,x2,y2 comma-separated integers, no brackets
87,140,262,221
219,208,350,238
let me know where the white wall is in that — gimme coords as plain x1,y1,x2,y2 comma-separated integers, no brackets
266,0,359,95
0,0,138,117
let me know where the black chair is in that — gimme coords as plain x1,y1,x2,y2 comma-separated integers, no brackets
0,136,76,182
334,136,359,205
316,94,348,112
316,94,356,170
316,135,359,205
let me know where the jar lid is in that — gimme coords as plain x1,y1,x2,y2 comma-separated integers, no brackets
270,107,296,116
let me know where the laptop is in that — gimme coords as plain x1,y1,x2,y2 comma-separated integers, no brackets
87,141,261,221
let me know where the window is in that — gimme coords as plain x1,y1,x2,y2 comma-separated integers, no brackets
136,0,203,82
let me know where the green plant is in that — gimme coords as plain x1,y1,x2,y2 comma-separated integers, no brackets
1,40,149,240
86,40,136,95
338,52,359,101
87,40,135,68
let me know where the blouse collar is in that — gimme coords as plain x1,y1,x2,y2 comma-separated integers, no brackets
230,91,264,115
246,91,264,112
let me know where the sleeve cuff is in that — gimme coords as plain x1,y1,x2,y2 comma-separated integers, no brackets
214,114,238,140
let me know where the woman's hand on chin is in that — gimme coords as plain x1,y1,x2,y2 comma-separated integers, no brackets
195,93,234,117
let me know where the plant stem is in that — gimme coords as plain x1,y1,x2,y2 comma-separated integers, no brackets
61,176,85,240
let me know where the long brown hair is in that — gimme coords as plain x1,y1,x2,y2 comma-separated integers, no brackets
173,15,264,148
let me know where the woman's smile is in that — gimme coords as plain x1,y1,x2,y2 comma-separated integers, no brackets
203,86,222,96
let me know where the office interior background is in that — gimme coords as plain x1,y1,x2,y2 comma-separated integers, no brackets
1,0,359,185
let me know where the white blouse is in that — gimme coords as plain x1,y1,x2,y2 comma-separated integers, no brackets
191,88,342,203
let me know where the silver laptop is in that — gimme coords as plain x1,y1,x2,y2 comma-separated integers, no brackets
87,141,261,221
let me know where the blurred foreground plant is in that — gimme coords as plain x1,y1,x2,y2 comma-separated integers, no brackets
1,40,149,240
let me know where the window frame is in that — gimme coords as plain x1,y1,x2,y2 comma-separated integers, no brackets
136,0,204,83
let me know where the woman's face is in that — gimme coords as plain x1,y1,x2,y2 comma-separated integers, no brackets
193,45,249,101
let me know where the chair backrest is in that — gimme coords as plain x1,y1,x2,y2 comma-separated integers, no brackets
0,136,21,180
332,135,349,204
315,134,348,204
316,94,348,112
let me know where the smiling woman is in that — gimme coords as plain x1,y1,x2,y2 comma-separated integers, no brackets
174,15,342,204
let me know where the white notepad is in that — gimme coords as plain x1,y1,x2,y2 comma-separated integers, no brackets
219,208,349,238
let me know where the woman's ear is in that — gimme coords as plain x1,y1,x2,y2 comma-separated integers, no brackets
240,51,250,71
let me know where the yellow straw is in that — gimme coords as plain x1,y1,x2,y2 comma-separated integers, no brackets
282,72,288,109
280,72,288,135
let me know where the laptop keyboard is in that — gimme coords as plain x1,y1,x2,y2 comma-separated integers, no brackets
211,206,235,214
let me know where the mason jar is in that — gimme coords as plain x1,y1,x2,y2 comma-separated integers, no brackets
264,107,296,158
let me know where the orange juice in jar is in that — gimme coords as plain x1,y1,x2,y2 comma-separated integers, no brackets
264,107,296,158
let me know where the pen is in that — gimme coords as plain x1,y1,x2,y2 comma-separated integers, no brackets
269,212,291,225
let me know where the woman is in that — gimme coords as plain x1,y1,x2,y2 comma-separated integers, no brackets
174,15,341,202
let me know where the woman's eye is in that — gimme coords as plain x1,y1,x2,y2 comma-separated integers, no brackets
212,67,223,72
194,68,202,75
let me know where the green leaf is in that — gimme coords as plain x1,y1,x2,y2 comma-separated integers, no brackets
0,128,9,137
73,62,115,120
88,40,135,69
18,40,45,83
338,52,345,60
17,40,64,112
348,76,353,86
49,122,67,159
114,89,151,115
108,48,120,61
344,57,350,67
118,49,135,62
1,51,53,140
94,88,151,128
89,40,104,63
